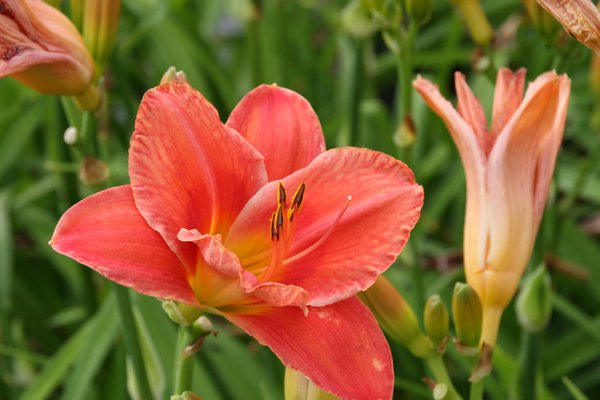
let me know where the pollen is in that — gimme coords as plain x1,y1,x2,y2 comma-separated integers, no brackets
270,182,305,241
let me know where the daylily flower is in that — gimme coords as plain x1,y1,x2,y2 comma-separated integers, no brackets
536,0,600,55
0,0,97,107
414,69,570,347
50,82,424,399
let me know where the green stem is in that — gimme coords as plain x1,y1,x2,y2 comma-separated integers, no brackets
519,331,538,400
113,284,154,400
173,326,194,395
425,355,463,400
469,378,485,400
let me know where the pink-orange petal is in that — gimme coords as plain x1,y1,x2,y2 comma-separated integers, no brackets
49,185,196,305
178,229,308,311
490,68,526,139
224,297,393,400
226,147,423,306
455,72,489,152
226,84,326,181
129,83,268,269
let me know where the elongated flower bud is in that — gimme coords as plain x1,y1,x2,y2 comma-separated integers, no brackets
452,282,482,354
451,0,494,46
424,295,449,350
359,276,431,357
516,265,553,333
82,0,121,77
0,0,95,97
284,368,339,400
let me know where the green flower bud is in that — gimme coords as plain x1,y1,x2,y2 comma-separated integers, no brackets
341,0,377,38
359,276,431,357
452,282,482,355
83,0,122,77
424,295,449,350
406,0,432,26
516,265,553,333
451,0,494,46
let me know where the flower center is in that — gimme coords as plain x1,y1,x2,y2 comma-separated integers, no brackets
242,182,351,282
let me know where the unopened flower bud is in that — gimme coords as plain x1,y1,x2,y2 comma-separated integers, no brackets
78,157,109,185
63,127,78,145
170,391,203,400
537,0,600,55
359,276,431,357
341,0,377,38
406,0,432,26
160,66,189,85
451,0,494,46
452,282,482,355
424,295,449,350
82,0,121,77
284,368,338,400
0,0,95,96
516,265,553,333
161,300,204,326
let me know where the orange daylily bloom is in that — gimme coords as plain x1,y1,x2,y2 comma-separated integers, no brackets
536,0,600,54
414,69,570,347
0,0,94,95
51,83,424,399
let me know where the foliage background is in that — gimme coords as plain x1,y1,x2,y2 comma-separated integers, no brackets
1,0,599,399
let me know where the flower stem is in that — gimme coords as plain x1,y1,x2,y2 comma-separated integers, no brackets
519,331,538,400
173,326,195,395
113,284,154,400
469,378,485,400
425,355,463,400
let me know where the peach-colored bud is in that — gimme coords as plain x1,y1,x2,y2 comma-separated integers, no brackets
0,0,95,95
537,0,600,54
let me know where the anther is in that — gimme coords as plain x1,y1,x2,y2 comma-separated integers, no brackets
270,211,279,241
277,182,287,206
288,183,306,221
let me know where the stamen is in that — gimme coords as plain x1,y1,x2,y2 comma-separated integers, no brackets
283,195,352,265
277,182,287,206
288,183,306,221
276,204,284,233
270,211,279,241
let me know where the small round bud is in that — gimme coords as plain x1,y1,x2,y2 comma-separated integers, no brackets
424,294,449,350
516,265,553,333
452,282,482,355
63,127,78,145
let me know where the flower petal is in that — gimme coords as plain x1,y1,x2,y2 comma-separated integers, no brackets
178,229,307,311
537,0,600,55
226,84,326,181
455,72,489,152
483,72,570,310
414,76,490,294
129,83,268,268
490,68,526,139
49,185,196,305
227,147,423,306
224,297,393,400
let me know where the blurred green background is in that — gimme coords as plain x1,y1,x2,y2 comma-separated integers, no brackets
1,0,599,399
